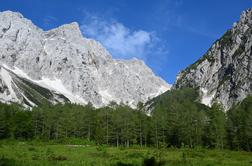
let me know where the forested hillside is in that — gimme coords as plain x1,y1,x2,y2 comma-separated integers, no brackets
227,96,252,151
1,88,251,151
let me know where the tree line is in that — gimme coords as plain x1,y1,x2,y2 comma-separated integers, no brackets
0,88,251,151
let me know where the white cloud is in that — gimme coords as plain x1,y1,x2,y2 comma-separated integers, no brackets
80,15,153,60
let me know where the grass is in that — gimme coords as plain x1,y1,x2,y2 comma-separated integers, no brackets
0,140,252,166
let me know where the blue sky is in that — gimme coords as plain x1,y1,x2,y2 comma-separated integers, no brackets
0,0,251,84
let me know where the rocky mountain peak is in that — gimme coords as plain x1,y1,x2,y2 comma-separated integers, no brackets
0,10,170,108
45,22,83,42
174,8,252,111
0,11,43,32
237,8,252,26
0,10,24,20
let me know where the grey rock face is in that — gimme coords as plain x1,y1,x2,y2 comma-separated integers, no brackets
0,11,170,108
174,9,252,110
0,65,69,107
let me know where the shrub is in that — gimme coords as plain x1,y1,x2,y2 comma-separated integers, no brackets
28,146,36,151
142,156,166,166
48,154,67,161
0,156,16,166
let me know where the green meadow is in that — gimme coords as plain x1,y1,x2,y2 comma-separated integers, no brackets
0,140,251,166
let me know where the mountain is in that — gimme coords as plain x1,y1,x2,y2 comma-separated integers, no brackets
174,9,252,111
0,11,170,108
0,65,69,107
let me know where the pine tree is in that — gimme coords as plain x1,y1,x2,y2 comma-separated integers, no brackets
206,103,226,149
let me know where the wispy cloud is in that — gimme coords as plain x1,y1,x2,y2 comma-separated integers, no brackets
80,13,163,60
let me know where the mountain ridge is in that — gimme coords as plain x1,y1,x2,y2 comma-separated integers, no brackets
174,8,252,110
0,10,170,108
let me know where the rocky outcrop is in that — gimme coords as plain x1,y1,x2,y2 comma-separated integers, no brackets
174,9,252,110
0,11,170,108
0,65,69,107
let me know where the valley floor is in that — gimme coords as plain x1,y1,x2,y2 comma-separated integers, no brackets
0,141,252,166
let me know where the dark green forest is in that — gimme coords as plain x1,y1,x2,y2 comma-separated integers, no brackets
0,88,251,151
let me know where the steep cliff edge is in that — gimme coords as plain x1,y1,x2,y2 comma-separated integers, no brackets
174,9,252,110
